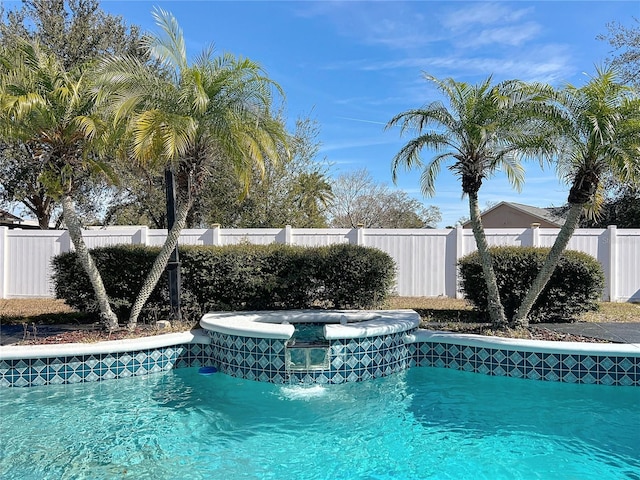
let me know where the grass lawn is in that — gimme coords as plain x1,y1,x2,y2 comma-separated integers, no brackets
384,296,640,323
1,298,86,324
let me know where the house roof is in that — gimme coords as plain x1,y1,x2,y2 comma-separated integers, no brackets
0,209,23,223
462,201,566,227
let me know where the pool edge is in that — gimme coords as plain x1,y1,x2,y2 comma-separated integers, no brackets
1,327,638,387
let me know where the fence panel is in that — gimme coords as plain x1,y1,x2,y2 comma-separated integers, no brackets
82,228,140,249
219,229,281,246
292,228,353,247
175,229,210,246
364,229,451,297
616,229,640,301
6,230,66,297
461,228,531,257
1,226,638,301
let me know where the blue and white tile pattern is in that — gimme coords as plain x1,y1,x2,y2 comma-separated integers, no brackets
1,328,639,387
208,330,411,384
0,343,213,387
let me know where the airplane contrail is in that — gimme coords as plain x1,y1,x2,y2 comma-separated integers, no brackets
336,116,388,126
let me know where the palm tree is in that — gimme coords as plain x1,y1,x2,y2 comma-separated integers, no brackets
290,171,333,227
387,74,558,326
0,40,119,330
95,8,287,328
514,68,640,326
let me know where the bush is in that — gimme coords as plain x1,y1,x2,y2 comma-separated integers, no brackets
321,244,396,309
458,246,604,323
53,245,169,322
52,243,396,321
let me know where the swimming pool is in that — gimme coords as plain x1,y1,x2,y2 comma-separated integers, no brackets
1,367,638,479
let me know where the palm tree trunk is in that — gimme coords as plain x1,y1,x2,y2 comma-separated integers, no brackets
468,193,507,327
127,197,193,329
513,204,583,327
61,195,119,331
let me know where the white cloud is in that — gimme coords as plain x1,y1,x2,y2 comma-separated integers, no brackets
441,3,534,31
321,46,573,84
320,137,395,153
472,22,542,47
293,1,443,50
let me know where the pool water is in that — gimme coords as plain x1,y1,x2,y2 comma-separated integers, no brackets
1,368,639,480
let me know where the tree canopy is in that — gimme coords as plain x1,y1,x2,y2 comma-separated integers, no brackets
0,39,119,329
0,0,143,69
387,74,558,326
328,169,440,228
102,115,332,229
0,0,146,228
94,8,288,326
597,18,640,88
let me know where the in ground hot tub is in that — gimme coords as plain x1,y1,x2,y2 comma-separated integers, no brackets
200,310,420,384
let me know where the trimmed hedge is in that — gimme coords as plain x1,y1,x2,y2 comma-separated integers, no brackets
458,246,604,323
52,243,396,321
53,245,170,322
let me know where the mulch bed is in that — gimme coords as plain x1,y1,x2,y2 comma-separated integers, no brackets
421,323,611,343
10,323,610,346
527,327,610,343
14,325,183,346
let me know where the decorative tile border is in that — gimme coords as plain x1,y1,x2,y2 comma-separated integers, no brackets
2,328,639,387
208,329,411,384
406,331,640,387
0,332,213,388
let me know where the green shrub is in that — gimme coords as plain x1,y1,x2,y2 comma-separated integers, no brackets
52,246,168,322
52,243,396,320
458,246,604,323
321,244,396,309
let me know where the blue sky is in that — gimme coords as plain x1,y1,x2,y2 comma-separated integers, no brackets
12,0,640,227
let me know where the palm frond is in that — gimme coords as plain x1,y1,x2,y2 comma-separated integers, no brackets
91,9,288,206
146,7,188,73
497,151,526,192
391,132,453,182
419,154,450,197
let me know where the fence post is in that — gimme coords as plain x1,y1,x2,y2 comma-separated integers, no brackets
530,223,540,247
455,225,464,298
284,225,293,245
57,227,73,252
356,224,365,246
138,226,149,246
211,224,221,246
0,227,7,299
607,225,617,302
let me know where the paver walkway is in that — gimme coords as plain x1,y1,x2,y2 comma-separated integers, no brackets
538,322,640,344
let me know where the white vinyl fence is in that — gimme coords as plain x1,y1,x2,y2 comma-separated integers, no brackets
1,225,639,302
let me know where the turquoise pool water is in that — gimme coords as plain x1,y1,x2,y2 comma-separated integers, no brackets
1,368,639,479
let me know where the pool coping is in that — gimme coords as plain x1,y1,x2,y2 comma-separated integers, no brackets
3,327,640,360
404,330,640,356
0,330,211,361
200,309,421,340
